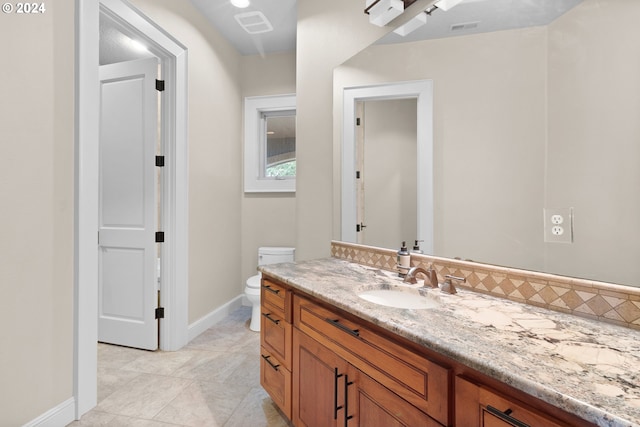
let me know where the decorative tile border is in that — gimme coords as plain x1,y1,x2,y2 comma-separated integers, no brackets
331,241,640,331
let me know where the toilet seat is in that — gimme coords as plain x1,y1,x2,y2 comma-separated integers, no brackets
246,274,261,289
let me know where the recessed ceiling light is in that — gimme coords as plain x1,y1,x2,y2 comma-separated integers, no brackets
231,0,250,8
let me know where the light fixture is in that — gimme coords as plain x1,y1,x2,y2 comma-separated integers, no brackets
231,0,250,9
393,11,427,36
365,0,404,27
434,0,465,12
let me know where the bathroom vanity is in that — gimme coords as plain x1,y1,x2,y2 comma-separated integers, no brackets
258,257,640,427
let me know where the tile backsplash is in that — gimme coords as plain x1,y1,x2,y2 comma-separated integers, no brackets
331,241,640,331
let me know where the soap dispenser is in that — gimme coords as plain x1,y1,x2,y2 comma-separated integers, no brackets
411,240,423,254
397,241,410,277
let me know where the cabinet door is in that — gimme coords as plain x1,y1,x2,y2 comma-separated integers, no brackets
351,368,443,427
293,329,349,427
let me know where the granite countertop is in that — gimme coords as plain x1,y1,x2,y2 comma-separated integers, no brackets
259,258,640,427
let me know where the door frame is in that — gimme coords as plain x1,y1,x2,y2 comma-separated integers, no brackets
341,80,434,253
75,0,188,417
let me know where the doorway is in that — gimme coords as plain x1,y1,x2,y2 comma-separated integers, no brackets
76,0,188,418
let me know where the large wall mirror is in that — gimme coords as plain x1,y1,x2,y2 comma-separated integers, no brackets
335,0,640,287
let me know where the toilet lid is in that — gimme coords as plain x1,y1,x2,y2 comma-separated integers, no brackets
246,274,261,289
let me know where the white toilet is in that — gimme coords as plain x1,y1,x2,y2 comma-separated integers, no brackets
246,246,295,332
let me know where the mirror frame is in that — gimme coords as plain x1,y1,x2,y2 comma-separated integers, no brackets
341,80,434,251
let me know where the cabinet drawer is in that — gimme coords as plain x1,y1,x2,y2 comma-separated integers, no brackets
456,376,570,427
294,295,450,426
260,346,291,419
261,278,290,320
261,307,292,371
479,387,568,427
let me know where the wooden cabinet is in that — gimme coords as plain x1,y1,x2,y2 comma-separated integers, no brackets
259,278,292,418
293,294,450,426
455,376,570,427
293,328,441,427
259,273,594,427
292,295,449,426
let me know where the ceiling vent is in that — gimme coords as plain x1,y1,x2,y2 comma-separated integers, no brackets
450,21,480,32
234,11,274,35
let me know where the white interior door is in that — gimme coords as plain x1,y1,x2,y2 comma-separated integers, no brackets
98,58,159,350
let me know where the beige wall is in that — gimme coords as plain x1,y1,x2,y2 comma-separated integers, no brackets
335,27,548,271
240,52,297,285
545,0,640,285
129,0,243,322
296,0,388,260
0,1,75,425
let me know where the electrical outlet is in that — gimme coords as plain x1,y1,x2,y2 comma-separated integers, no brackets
544,208,573,243
551,214,564,225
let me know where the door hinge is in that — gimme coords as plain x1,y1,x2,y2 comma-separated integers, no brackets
155,79,165,92
356,117,361,126
155,231,165,243
156,155,165,167
356,171,360,179
155,307,165,319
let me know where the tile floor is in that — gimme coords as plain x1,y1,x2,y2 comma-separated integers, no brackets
68,306,290,427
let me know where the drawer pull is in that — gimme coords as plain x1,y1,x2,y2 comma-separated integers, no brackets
333,367,344,420
263,285,280,295
326,318,360,338
261,354,280,371
486,406,530,427
262,312,280,325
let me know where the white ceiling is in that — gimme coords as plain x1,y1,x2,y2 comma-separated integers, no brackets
189,0,297,56
101,0,583,61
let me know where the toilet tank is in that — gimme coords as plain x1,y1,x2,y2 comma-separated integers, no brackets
258,246,295,266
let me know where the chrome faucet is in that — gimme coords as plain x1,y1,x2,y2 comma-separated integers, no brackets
403,266,438,288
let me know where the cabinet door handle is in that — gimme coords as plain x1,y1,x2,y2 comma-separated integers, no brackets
261,354,280,371
263,285,280,295
486,405,530,427
333,367,344,420
262,312,280,325
326,318,360,338
344,374,354,426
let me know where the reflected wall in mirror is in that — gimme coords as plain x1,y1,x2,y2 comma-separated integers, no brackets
336,0,640,287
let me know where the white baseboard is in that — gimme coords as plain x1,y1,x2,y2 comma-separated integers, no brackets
187,295,244,342
23,397,75,427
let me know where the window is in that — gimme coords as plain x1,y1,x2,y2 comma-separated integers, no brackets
244,94,296,192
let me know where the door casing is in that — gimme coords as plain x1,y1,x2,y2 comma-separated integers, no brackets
341,80,434,253
75,0,188,418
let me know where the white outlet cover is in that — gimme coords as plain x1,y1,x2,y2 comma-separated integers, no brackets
544,208,573,243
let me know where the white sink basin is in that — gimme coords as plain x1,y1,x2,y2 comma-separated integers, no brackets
358,289,440,309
